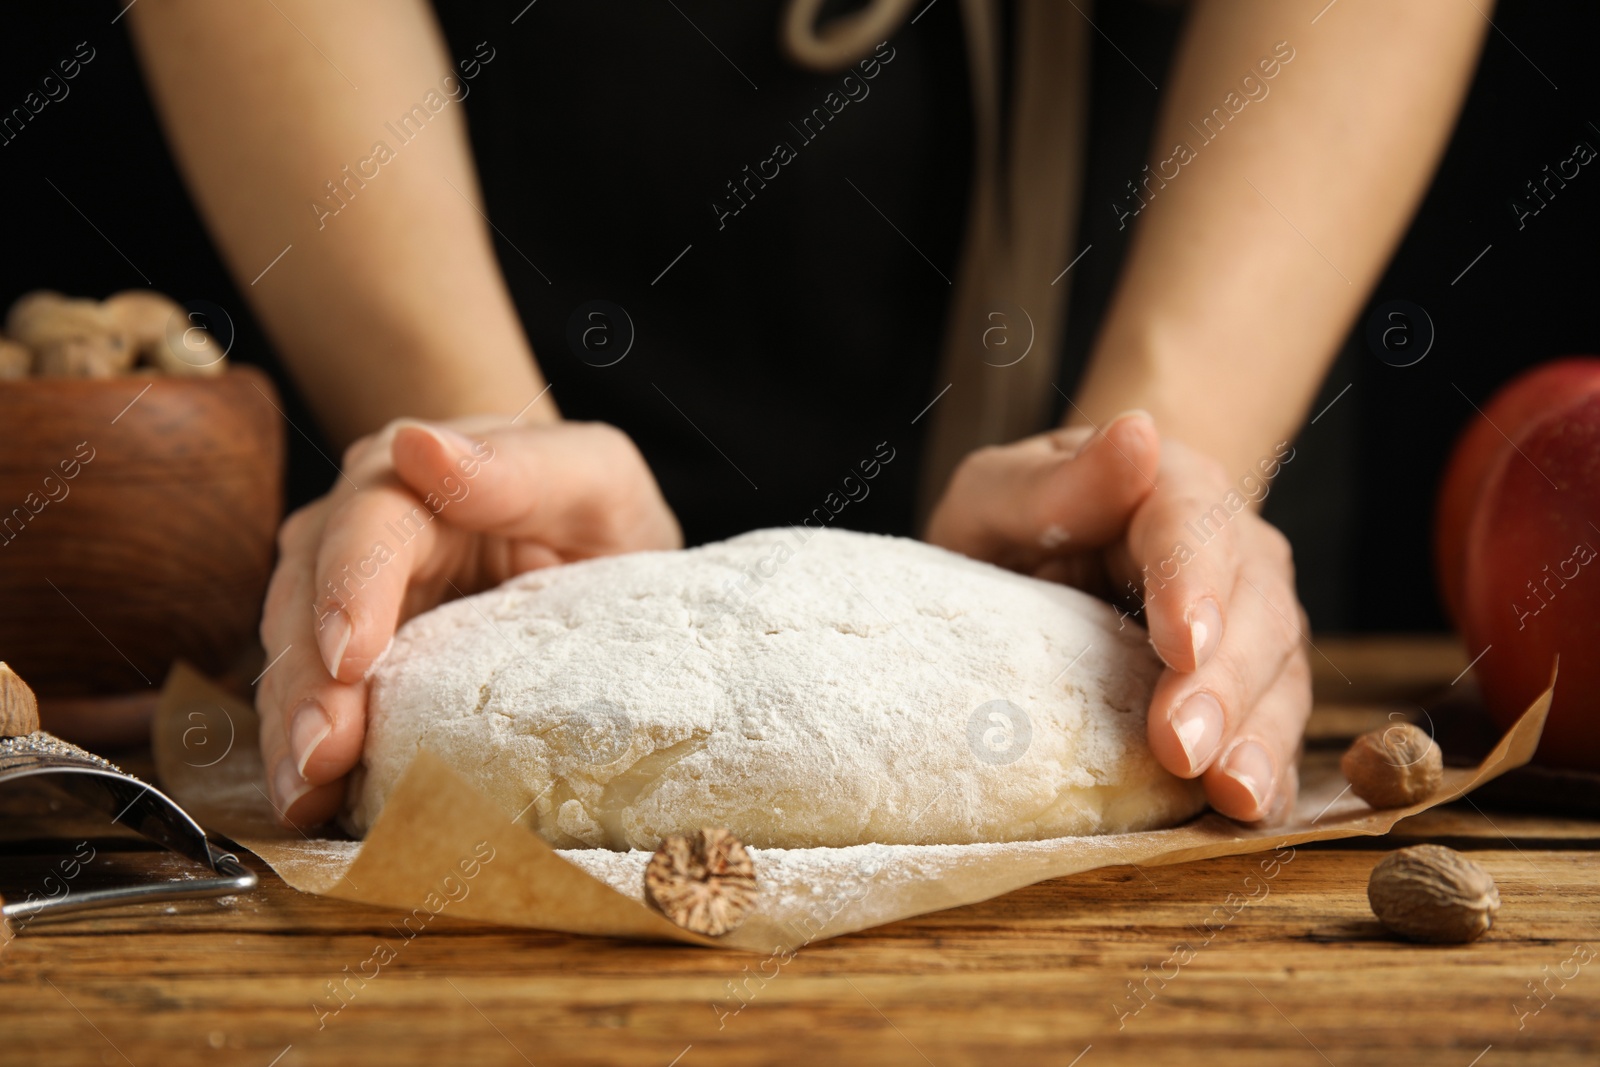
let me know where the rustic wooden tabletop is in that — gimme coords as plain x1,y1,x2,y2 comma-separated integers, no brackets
2,636,1597,1067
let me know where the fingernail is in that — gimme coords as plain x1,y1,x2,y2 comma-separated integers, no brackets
1189,598,1223,667
1222,740,1276,816
317,609,351,679
1266,766,1300,825
272,757,313,813
290,699,333,778
1071,410,1153,460
416,421,477,456
1081,412,1158,457
1107,408,1153,428
363,634,395,681
1170,691,1224,773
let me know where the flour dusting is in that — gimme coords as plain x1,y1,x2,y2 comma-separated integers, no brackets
352,529,1203,849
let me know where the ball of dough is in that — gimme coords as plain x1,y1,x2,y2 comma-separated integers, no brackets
347,529,1205,849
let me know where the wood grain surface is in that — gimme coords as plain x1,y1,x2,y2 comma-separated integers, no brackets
1,636,1597,1067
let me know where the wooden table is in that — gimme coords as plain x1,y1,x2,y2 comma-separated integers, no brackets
2,637,1597,1066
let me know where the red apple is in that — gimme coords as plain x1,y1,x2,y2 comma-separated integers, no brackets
1435,357,1600,622
1443,373,1600,769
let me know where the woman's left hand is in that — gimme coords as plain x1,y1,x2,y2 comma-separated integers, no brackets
925,412,1311,823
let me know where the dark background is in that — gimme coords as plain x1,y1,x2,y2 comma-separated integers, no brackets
1,0,1595,633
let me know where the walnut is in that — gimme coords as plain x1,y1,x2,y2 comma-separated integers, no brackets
1367,844,1500,943
0,662,40,737
644,827,757,937
1341,722,1443,808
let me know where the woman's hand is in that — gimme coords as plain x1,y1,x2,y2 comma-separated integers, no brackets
925,412,1311,824
258,417,681,827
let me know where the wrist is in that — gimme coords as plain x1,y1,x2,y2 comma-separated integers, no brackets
1074,315,1298,484
1070,317,1180,435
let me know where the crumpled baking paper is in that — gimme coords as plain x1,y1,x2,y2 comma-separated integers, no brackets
152,661,1552,952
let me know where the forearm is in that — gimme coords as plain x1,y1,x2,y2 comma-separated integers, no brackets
1073,0,1488,477
127,0,553,447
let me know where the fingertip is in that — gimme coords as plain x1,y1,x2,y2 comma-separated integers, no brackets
270,755,314,817
1105,408,1154,437
1262,763,1300,827
1151,689,1225,777
327,616,393,684
1188,597,1224,668
288,698,333,778
1147,590,1225,673
315,608,353,680
391,419,477,461
277,773,346,830
294,691,368,787
361,635,395,681
1206,738,1278,822
1103,410,1159,472
1148,613,1194,672
390,421,474,490
270,715,356,826
390,422,504,529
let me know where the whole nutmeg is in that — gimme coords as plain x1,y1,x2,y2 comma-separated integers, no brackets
644,827,758,937
34,333,136,379
6,291,114,346
0,662,40,737
1367,844,1500,943
1341,722,1443,808
103,289,181,348
104,289,226,377
0,336,31,380
5,289,71,340
7,292,135,378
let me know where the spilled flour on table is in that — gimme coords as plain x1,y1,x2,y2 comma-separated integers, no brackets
558,835,1115,916
263,839,363,895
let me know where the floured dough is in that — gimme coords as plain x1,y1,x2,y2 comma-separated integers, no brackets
347,529,1205,849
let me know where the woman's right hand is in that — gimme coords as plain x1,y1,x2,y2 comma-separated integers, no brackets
257,417,682,827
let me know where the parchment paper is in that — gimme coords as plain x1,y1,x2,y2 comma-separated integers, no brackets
152,661,1552,952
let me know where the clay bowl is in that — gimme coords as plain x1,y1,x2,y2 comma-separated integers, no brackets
0,366,284,725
